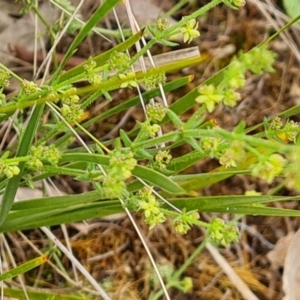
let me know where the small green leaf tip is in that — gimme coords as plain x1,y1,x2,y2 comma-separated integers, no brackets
223,0,246,9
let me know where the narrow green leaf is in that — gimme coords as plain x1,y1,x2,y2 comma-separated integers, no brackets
203,206,300,217
4,288,89,300
0,202,122,232
53,0,121,80
11,190,106,211
278,104,300,119
0,255,48,281
172,170,249,182
179,154,257,191
60,153,185,194
54,76,192,146
0,105,44,226
120,129,132,147
57,28,144,84
133,165,185,194
168,195,300,211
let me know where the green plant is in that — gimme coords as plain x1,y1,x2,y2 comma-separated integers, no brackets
2,0,300,299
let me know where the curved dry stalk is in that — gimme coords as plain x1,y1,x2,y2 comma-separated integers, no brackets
0,233,30,300
41,226,111,300
36,0,86,82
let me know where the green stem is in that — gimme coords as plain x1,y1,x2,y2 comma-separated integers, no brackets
74,122,110,153
160,0,222,38
160,208,210,228
163,0,191,17
32,6,56,40
0,94,59,114
127,0,222,74
173,238,207,279
2,157,29,164
42,165,85,176
133,128,294,154
150,239,207,300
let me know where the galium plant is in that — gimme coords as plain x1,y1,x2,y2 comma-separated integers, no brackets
1,0,300,298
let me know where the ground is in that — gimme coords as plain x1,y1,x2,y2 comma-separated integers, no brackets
2,0,300,299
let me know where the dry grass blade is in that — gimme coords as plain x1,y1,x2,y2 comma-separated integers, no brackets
206,243,259,300
41,227,111,300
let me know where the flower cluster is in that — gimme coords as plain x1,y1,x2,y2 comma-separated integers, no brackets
108,51,130,71
251,153,286,184
156,18,169,32
60,87,83,123
21,80,40,95
180,19,200,44
143,122,161,138
144,71,166,90
208,217,239,247
196,46,276,113
103,148,137,198
134,103,167,141
195,85,223,113
27,144,61,169
83,57,102,85
270,117,300,143
0,69,10,88
61,104,84,123
270,116,283,130
173,209,199,235
223,60,246,89
146,102,167,123
0,161,20,179
155,150,172,171
284,152,300,191
136,187,166,230
201,137,223,158
239,44,276,75
281,121,299,143
119,72,138,89
219,141,246,168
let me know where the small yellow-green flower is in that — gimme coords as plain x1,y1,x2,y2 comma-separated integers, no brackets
196,85,224,113
119,72,138,88
180,19,200,44
4,165,20,178
0,69,10,87
174,220,190,235
231,0,246,7
146,212,166,230
146,124,161,138
138,195,160,218
208,217,239,247
219,149,237,168
21,80,40,94
224,0,246,9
